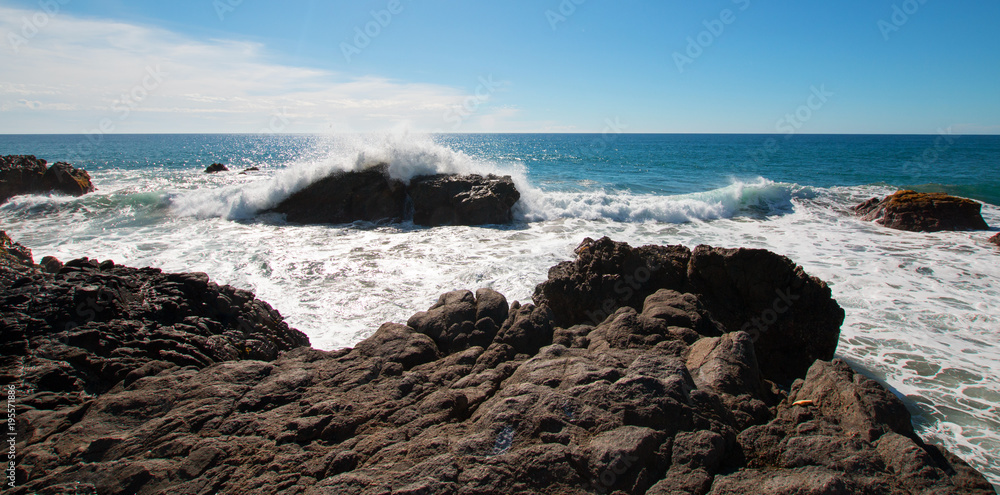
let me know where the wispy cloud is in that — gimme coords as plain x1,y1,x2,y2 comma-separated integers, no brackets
0,6,516,133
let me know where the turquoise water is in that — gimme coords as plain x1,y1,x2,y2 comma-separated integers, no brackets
1,133,998,488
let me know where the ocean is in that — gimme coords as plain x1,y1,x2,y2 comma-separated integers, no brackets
1,132,998,487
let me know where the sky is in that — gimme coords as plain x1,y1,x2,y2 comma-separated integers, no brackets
1,0,998,134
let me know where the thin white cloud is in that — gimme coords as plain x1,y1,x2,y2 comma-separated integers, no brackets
0,5,518,133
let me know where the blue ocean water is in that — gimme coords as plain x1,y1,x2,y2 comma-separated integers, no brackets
1,133,998,488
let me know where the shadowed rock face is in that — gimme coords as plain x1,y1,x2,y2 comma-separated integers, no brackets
0,155,95,203
853,190,990,232
990,233,1000,247
271,165,409,224
532,237,845,386
408,174,520,227
268,165,520,227
2,233,991,495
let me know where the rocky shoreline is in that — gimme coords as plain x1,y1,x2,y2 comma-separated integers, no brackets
1,232,993,494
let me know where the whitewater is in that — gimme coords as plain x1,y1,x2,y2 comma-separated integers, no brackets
0,133,997,488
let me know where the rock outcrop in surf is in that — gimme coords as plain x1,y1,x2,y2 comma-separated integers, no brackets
0,155,95,204
269,164,520,227
2,233,992,494
853,190,990,232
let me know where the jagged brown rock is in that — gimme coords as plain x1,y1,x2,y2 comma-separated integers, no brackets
0,155,95,203
533,237,845,386
853,190,990,232
2,233,991,494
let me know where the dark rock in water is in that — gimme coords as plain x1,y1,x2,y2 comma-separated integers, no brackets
3,233,991,494
1,155,95,203
41,162,96,197
240,167,261,175
408,174,520,226
270,164,408,224
205,163,229,173
989,233,1000,247
269,165,521,227
533,237,845,386
853,190,990,232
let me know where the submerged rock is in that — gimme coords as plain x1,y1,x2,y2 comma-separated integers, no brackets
268,165,521,227
854,190,990,232
205,163,229,173
2,233,990,494
0,155,95,203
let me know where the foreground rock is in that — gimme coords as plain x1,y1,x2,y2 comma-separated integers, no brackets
3,235,991,494
269,164,520,227
0,155,95,203
854,190,990,232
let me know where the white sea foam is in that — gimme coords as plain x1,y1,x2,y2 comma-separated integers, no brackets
168,132,524,220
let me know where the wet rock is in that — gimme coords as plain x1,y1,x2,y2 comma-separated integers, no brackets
1,155,95,203
408,174,520,226
270,164,408,224
41,162,95,197
989,233,999,247
854,190,990,232
204,163,229,173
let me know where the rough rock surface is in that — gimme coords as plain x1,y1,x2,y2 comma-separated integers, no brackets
990,233,1000,247
533,237,845,386
0,155,95,203
270,165,408,224
408,174,520,226
3,233,991,494
853,190,990,232
269,165,520,226
204,163,229,173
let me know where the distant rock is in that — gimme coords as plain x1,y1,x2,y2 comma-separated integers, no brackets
240,167,260,175
270,165,408,224
854,190,989,232
4,234,990,494
0,155,95,203
205,163,229,173
41,161,96,197
269,165,521,227
409,174,520,226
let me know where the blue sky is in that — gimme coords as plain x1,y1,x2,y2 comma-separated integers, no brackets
1,0,998,133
